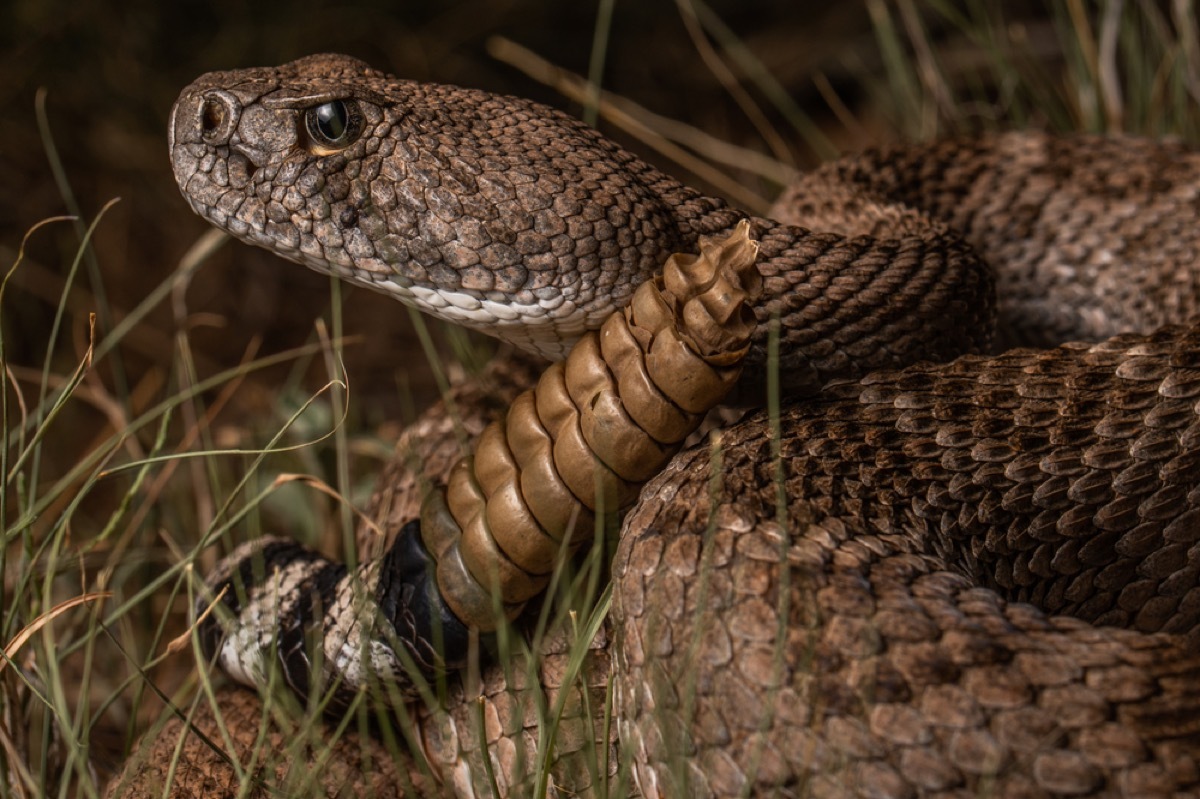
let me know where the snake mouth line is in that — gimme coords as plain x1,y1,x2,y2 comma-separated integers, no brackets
187,195,600,358
194,203,254,240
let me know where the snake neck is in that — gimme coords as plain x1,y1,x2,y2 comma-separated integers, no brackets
660,193,996,395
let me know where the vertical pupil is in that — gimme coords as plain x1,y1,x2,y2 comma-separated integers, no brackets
317,102,347,140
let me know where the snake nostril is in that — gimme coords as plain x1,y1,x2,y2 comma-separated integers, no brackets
201,99,224,133
197,89,240,146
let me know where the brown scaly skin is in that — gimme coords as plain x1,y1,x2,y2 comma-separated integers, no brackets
771,133,1200,350
615,327,1200,796
119,51,1200,798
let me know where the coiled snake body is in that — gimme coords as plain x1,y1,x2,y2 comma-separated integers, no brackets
113,53,1200,797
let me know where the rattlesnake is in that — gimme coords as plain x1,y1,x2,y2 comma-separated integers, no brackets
111,53,1200,797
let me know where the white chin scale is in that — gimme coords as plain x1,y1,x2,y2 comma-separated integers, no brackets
366,272,620,361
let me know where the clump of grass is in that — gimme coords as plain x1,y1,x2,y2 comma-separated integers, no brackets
0,169,420,797
0,209,380,797
861,0,1200,139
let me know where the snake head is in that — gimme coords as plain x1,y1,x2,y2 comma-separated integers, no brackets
168,53,419,288
169,53,696,359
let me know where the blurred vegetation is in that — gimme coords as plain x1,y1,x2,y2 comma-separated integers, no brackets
2,0,1200,795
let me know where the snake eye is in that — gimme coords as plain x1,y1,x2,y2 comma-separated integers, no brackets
303,100,363,153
